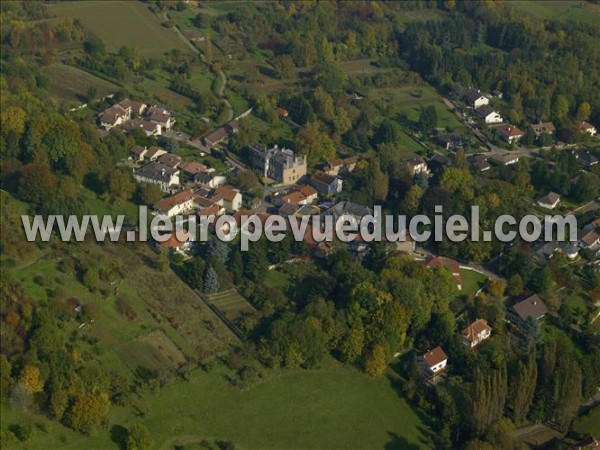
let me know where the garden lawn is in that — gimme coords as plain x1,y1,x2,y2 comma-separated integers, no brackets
460,269,488,296
573,406,600,435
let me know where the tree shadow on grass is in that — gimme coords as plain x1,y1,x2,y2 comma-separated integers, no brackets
384,432,422,450
110,424,128,450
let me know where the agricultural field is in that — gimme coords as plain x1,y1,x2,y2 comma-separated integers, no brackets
208,289,255,323
45,63,118,104
1,361,432,450
507,1,600,26
47,1,189,56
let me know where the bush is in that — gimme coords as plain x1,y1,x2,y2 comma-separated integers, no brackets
9,423,33,442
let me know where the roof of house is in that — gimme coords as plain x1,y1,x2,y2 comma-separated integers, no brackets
279,202,302,216
490,153,519,164
121,119,159,133
496,124,525,138
475,105,497,118
406,156,427,167
423,346,448,367
469,154,491,171
578,151,599,165
145,146,166,160
437,134,462,145
537,191,560,205
529,122,555,134
130,145,146,156
326,201,372,218
134,162,178,182
154,189,195,213
312,171,338,186
145,106,171,124
462,319,492,343
579,229,600,247
213,185,240,202
275,107,288,117
512,294,548,321
425,256,462,285
577,121,596,130
159,231,192,250
100,104,128,124
179,161,208,175
464,88,486,104
157,153,182,168
119,98,146,112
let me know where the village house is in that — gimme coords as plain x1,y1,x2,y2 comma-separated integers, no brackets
323,156,360,176
203,119,239,147
121,118,162,136
469,154,491,172
249,144,307,184
144,146,168,162
574,150,598,168
536,191,561,210
211,185,242,211
475,105,503,124
276,185,318,206
578,229,600,250
157,153,182,169
584,218,600,232
406,157,430,176
425,256,462,290
577,121,597,136
98,99,173,136
490,153,520,166
509,294,548,324
133,162,180,193
462,319,492,349
528,122,556,137
194,171,227,189
153,189,198,217
324,201,373,223
178,161,208,177
437,134,462,151
464,88,489,109
130,145,147,162
420,346,449,379
495,124,525,143
310,171,343,196
275,107,289,118
157,231,194,254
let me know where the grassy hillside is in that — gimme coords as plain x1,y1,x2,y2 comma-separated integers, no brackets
47,1,189,56
2,363,432,450
507,1,600,26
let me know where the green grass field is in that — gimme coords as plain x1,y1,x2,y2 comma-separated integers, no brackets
369,84,464,132
45,63,118,104
208,289,255,322
2,362,431,449
507,1,600,26
48,1,189,56
460,269,488,296
573,406,600,435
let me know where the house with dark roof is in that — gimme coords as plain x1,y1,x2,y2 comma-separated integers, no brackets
130,145,147,162
578,229,600,250
469,154,491,172
490,153,520,166
324,201,373,223
249,144,307,184
575,150,599,168
464,88,489,108
157,153,182,169
528,122,556,136
476,105,503,124
133,162,180,192
204,119,239,147
536,191,561,210
310,172,343,196
437,134,462,151
576,121,597,136
508,294,548,324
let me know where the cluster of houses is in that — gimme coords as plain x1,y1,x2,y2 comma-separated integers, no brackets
98,98,175,137
420,291,551,383
463,88,597,146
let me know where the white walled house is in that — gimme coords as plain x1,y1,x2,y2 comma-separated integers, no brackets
536,192,561,210
153,190,197,217
475,105,503,124
464,89,490,109
421,346,448,375
462,319,492,349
